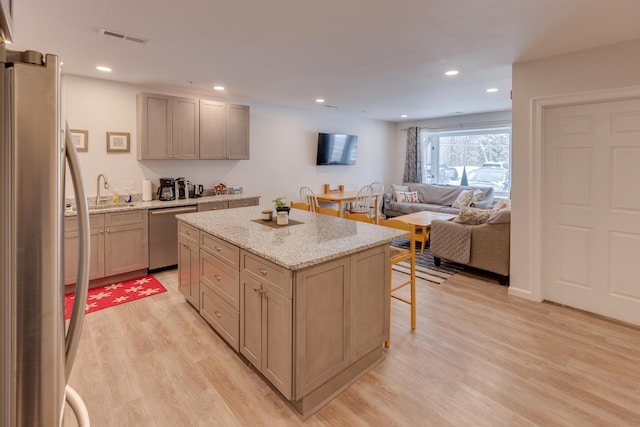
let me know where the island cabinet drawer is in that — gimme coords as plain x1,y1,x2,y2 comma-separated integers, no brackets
178,221,199,244
105,209,148,226
200,282,239,352
201,232,239,269
200,249,240,310
241,251,291,298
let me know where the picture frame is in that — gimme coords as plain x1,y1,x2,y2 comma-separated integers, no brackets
106,132,130,153
70,129,88,152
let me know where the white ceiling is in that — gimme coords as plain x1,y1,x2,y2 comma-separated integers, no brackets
9,0,640,122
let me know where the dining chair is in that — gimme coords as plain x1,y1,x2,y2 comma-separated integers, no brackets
378,218,416,348
317,206,340,216
290,201,310,211
369,181,384,220
299,186,318,212
344,211,375,223
349,184,374,216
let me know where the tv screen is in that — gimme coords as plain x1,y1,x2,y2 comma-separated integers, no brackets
316,133,358,165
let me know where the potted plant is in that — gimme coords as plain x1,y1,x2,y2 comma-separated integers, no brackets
272,197,290,215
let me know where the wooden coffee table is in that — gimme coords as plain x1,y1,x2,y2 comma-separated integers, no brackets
392,211,457,253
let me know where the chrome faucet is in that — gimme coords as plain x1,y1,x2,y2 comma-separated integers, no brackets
96,174,109,205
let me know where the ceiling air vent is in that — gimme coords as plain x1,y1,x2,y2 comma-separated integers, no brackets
99,28,147,44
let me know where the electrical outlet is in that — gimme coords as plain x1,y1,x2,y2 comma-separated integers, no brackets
124,181,135,191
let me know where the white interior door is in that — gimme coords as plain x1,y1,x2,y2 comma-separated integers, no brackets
543,98,640,326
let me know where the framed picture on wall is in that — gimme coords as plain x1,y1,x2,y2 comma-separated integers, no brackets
106,132,130,153
70,129,88,152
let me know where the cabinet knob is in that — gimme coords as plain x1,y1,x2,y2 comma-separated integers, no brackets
258,268,267,276
214,274,222,281
106,229,110,233
214,311,222,318
214,246,222,252
186,230,191,235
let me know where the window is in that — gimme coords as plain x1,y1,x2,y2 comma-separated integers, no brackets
420,127,511,196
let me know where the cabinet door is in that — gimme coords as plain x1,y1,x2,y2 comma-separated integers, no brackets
64,216,104,285
294,257,350,397
226,104,250,160
173,96,199,159
104,221,149,276
178,236,200,308
137,93,172,159
199,99,227,159
240,273,263,368
262,286,292,399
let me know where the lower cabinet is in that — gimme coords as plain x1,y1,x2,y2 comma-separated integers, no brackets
240,260,292,399
178,221,200,307
64,210,149,285
177,221,388,417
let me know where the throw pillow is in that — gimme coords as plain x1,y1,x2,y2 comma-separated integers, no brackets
451,190,474,209
391,184,410,201
453,207,492,225
492,199,511,212
395,191,419,203
486,208,511,224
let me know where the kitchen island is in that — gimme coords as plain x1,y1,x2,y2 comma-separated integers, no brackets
176,206,405,418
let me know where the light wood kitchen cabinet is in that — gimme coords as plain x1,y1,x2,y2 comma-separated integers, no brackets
64,210,149,284
104,210,149,276
200,101,249,160
64,215,104,285
137,93,199,160
240,251,292,399
178,221,200,308
199,232,241,349
197,201,228,212
228,197,258,208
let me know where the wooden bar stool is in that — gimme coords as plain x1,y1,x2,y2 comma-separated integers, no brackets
378,218,416,347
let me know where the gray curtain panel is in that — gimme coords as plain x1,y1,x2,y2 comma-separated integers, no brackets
403,127,422,183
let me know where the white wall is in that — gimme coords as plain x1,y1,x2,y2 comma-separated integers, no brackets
62,75,395,206
511,38,640,299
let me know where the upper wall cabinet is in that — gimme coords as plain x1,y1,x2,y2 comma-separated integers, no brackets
137,93,200,160
200,101,250,160
138,92,249,160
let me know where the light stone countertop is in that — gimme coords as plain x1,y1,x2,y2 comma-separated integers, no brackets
176,206,406,271
64,194,261,217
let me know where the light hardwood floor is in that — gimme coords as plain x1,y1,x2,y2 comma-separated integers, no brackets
63,269,640,426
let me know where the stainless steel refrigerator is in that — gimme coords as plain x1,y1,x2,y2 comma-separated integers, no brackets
0,43,92,425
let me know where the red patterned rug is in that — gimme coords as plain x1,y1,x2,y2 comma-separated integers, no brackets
65,275,167,319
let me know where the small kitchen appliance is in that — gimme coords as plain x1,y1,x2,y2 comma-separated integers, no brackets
158,177,176,201
193,184,204,198
176,177,187,199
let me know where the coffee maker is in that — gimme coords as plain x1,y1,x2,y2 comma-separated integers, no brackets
176,177,187,199
157,177,176,201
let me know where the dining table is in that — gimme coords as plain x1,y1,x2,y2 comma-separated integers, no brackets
315,190,383,222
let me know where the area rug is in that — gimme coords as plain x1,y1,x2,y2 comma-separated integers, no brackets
391,238,464,284
65,275,167,319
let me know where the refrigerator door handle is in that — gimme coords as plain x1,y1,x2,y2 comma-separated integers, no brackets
63,121,90,380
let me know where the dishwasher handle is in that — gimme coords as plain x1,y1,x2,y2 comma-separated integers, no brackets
150,206,197,215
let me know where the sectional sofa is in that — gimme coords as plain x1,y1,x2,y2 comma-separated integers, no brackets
383,182,495,218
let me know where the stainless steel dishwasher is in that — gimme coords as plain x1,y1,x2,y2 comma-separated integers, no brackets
148,205,197,271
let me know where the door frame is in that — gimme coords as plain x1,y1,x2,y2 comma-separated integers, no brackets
524,85,640,302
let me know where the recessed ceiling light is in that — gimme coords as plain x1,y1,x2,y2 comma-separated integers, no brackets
213,85,225,91
315,98,325,103
486,88,499,93
96,66,112,72
444,70,459,76
401,114,408,118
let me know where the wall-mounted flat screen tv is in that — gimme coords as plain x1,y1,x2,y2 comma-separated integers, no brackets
316,133,358,165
